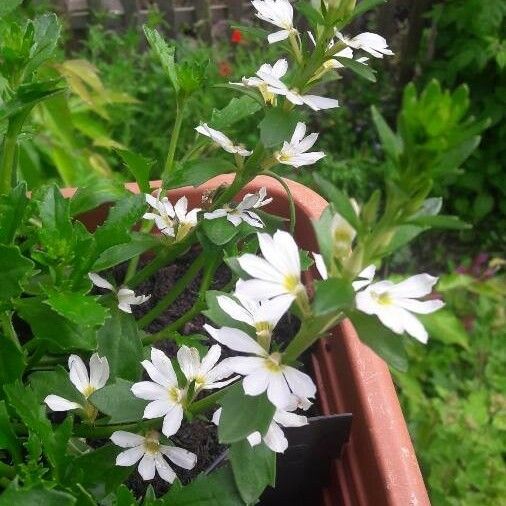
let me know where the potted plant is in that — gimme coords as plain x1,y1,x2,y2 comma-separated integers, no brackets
0,1,480,504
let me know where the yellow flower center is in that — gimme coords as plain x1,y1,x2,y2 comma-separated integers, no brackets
143,431,160,455
168,386,183,403
334,228,353,244
255,321,273,339
372,291,392,305
283,274,301,294
82,384,96,399
264,352,283,372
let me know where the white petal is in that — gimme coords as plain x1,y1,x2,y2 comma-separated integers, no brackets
200,344,222,376
257,232,292,276
272,58,288,78
238,253,285,283
151,348,178,385
243,369,271,396
389,274,438,298
273,230,301,276
263,421,288,453
217,295,254,326
266,372,292,409
162,404,184,437
138,454,156,480
88,272,114,291
212,407,222,426
131,381,167,401
376,305,405,335
68,355,89,394
274,409,308,428
204,209,227,220
44,395,81,412
247,431,262,447
312,253,328,280
88,353,109,390
283,366,317,399
177,346,201,382
144,399,173,419
268,30,290,44
174,196,188,221
290,122,307,145
395,298,445,314
398,308,429,344
141,359,175,388
161,446,197,470
227,213,243,227
154,454,177,483
110,431,145,448
116,446,145,466
222,356,266,375
301,94,339,110
257,294,293,328
235,278,290,300
204,325,266,355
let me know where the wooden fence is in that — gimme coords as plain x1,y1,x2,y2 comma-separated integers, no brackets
58,0,253,41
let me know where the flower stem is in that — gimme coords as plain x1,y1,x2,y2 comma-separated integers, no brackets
74,418,160,438
0,462,15,480
189,383,235,415
0,115,24,195
138,252,206,329
263,170,296,234
163,97,186,179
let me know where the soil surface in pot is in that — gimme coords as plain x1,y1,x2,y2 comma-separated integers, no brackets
106,248,319,498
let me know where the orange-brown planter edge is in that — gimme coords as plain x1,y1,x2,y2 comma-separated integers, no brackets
62,175,430,506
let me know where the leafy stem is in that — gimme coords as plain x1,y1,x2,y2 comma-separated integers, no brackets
263,170,296,234
0,113,26,195
163,96,186,179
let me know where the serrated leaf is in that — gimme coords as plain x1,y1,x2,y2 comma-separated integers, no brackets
210,96,262,130
45,291,109,327
165,158,236,189
0,183,28,244
0,400,22,463
0,245,34,302
117,149,153,194
259,108,301,148
0,485,76,506
0,333,26,388
201,217,239,245
313,278,355,315
29,366,83,406
0,0,23,17
70,180,127,216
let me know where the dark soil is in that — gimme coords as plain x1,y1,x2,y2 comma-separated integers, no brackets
108,248,318,498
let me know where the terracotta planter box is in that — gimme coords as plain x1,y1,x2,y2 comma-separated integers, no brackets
64,174,430,505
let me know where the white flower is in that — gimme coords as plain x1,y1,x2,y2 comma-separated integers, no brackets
331,212,356,258
204,324,316,409
336,32,393,58
144,191,200,241
177,344,237,392
256,64,339,110
204,187,272,228
195,123,251,157
355,273,445,343
212,398,308,453
131,348,187,437
352,264,376,291
44,353,109,411
233,59,288,105
217,293,293,344
88,273,150,313
275,122,325,168
312,252,328,280
235,231,304,302
252,0,297,44
111,430,196,483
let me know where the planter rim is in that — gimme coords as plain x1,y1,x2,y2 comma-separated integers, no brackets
64,175,429,506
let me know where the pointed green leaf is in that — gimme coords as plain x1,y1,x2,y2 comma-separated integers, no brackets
313,278,355,315
0,183,28,244
45,291,109,327
0,245,34,302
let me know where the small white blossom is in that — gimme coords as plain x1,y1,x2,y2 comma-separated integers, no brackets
212,397,308,453
336,32,393,58
88,273,150,313
275,122,325,168
217,293,293,343
235,231,304,302
177,344,237,392
204,324,316,409
352,264,376,291
111,430,196,483
312,252,328,280
308,31,369,69
44,353,109,412
195,123,251,157
355,272,444,343
204,187,272,228
252,0,297,44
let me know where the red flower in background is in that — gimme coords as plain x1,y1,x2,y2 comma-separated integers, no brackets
231,29,243,44
218,60,232,77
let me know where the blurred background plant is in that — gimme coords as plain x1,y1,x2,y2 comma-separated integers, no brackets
1,0,505,503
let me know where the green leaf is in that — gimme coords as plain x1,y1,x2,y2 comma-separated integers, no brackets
0,0,23,17
313,278,355,315
408,214,470,230
93,233,161,271
143,26,179,93
25,14,61,76
29,366,83,406
203,291,253,334
165,158,236,189
371,105,403,161
67,444,132,500
352,0,386,18
230,440,276,504
295,2,325,26
213,83,264,105
0,485,76,506
0,183,28,244
0,400,22,462
383,224,424,254
431,136,481,176
97,309,144,382
313,174,360,230
163,465,243,505
218,383,275,443
210,96,262,130
418,309,469,348
70,180,127,216
201,217,239,246
45,291,109,327
312,205,334,268
259,108,301,148
94,193,146,253
349,311,408,371
15,298,97,352
117,149,153,194
0,245,34,302
90,379,145,423
336,57,377,82
0,333,25,387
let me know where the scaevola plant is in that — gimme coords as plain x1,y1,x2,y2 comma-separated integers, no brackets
0,1,472,504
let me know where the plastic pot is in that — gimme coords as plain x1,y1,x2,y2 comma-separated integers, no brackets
64,174,430,505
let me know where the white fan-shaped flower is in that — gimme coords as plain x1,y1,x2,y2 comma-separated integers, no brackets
336,32,393,58
204,187,272,228
111,430,196,483
195,123,251,157
252,0,297,44
88,273,150,313
355,272,444,343
204,324,316,409
275,122,325,168
44,353,109,412
235,231,304,302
